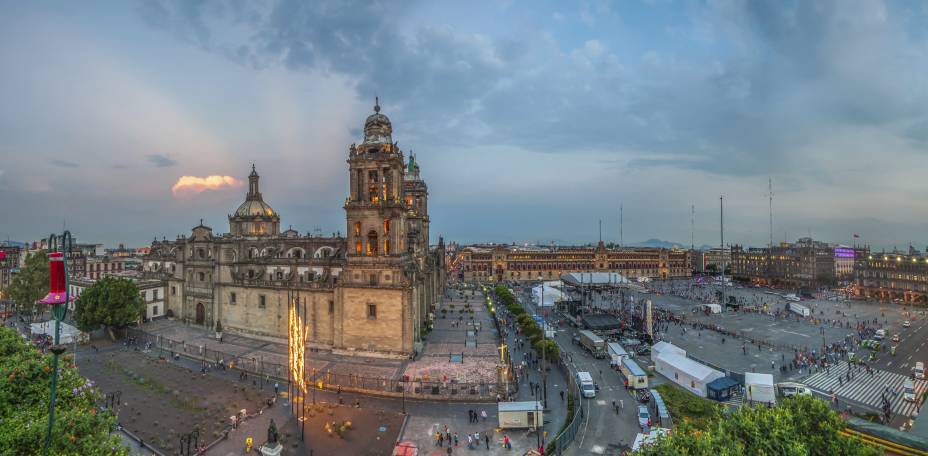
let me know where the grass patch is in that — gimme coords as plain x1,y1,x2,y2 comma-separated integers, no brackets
655,383,723,430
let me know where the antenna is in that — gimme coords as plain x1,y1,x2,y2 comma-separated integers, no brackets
691,204,695,250
769,177,774,249
620,203,624,247
720,195,725,311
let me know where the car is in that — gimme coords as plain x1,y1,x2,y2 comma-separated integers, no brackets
892,334,900,343
777,382,812,397
904,321,911,328
637,405,651,430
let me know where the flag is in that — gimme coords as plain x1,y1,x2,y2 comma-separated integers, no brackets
853,234,860,238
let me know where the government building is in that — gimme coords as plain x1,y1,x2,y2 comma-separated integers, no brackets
853,247,928,303
460,242,691,282
142,101,446,358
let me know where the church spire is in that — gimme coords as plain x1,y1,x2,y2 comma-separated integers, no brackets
248,165,261,199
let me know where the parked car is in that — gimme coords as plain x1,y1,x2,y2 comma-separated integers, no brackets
903,321,911,328
637,405,651,430
892,334,900,343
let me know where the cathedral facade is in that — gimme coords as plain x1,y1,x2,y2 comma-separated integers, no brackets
142,101,445,358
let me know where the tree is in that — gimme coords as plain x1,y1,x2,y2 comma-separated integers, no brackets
74,277,143,340
637,394,881,456
7,250,48,320
0,327,126,455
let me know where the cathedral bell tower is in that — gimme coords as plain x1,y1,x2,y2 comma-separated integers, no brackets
344,98,408,262
336,98,414,356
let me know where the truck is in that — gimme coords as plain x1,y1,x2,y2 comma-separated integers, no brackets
576,371,597,398
578,330,606,358
787,302,810,317
607,342,629,368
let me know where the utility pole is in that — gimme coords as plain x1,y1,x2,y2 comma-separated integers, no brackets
768,177,774,249
691,204,695,250
620,203,624,247
598,219,602,243
720,195,725,310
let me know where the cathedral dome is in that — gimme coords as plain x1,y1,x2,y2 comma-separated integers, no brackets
363,97,392,144
234,199,277,218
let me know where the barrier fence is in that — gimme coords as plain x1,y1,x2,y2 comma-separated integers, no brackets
124,327,513,401
549,362,583,455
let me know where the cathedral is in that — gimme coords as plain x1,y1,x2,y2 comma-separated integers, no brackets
143,100,446,358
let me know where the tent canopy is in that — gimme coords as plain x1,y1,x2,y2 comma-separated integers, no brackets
657,354,723,382
532,281,565,307
652,341,686,358
30,320,82,344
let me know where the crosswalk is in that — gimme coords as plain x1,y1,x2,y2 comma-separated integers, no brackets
802,362,927,418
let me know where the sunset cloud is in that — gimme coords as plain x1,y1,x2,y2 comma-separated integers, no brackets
171,175,242,195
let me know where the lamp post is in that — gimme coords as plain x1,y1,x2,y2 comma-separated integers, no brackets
40,231,74,456
538,275,547,410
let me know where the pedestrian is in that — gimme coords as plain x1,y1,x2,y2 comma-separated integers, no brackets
438,432,444,447
447,446,453,456
620,399,624,411
504,435,511,450
453,432,459,446
467,434,474,449
274,382,279,396
481,409,488,422
468,410,473,423
435,432,441,447
486,433,490,449
560,390,565,401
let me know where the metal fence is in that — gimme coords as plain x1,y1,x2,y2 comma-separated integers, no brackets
124,327,512,401
550,361,584,455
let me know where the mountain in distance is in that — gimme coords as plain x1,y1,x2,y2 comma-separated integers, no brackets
624,238,716,250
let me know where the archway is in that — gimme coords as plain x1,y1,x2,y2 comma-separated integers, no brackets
196,302,205,325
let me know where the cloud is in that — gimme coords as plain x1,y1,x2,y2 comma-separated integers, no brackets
49,159,79,168
147,153,178,167
171,175,243,195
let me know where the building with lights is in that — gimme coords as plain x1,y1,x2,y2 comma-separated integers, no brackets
730,238,839,289
142,101,446,358
853,247,928,303
691,247,731,274
459,242,691,282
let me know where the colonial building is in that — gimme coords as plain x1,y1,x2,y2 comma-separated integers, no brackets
142,101,446,358
853,247,928,303
460,242,691,282
691,247,731,274
731,238,838,288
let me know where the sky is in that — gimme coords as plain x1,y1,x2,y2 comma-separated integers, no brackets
2,0,928,251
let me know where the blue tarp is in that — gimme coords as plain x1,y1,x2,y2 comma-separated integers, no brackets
706,376,740,401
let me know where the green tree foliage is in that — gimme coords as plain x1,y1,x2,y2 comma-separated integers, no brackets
0,327,126,455
636,394,880,456
74,277,143,340
8,250,49,318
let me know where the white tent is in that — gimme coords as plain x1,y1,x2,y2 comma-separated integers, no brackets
532,281,565,307
652,341,686,359
30,320,83,344
654,352,724,397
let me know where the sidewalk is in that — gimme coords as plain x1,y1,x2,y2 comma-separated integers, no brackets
397,288,569,456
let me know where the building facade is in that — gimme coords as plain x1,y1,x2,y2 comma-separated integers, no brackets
142,101,445,358
731,238,838,288
691,247,731,274
460,241,691,282
853,248,928,303
70,276,166,321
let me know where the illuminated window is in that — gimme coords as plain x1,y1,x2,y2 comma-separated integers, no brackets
383,219,390,234
367,231,379,256
355,240,362,254
354,222,361,236
384,239,390,254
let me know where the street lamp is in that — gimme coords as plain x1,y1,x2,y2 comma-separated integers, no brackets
39,231,74,456
538,275,547,410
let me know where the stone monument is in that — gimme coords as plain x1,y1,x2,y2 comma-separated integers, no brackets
260,419,283,456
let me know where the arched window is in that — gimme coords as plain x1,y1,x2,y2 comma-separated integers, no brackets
384,238,390,254
367,230,379,256
355,240,362,254
354,222,361,236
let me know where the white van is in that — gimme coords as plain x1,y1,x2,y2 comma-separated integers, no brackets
903,380,917,402
576,371,597,398
915,362,925,380
875,329,886,341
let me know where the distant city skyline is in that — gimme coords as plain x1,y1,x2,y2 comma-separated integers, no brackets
2,1,928,250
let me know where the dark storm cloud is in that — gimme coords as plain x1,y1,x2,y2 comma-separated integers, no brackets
50,159,79,168
138,0,928,178
147,153,178,167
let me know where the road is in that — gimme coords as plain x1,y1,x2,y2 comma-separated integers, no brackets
515,286,641,456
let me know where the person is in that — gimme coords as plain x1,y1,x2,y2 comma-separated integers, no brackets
560,390,565,401
437,432,444,447
453,432,459,446
485,433,490,450
481,409,488,422
504,435,511,450
274,382,279,396
467,434,473,449
447,446,453,455
435,432,441,447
